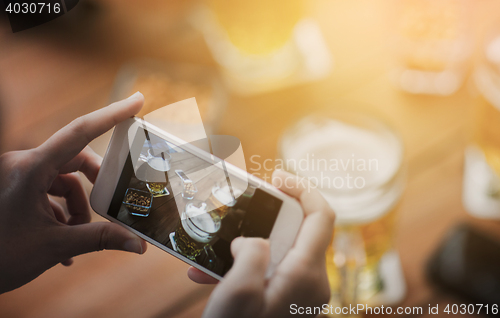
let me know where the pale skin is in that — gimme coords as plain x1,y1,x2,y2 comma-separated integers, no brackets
0,93,335,317
195,169,335,318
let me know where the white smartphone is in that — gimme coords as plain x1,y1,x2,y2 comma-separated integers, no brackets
90,117,303,280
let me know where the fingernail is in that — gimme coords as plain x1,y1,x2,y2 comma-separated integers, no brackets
123,239,143,254
127,91,143,99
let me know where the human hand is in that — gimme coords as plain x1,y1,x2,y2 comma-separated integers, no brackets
190,170,335,318
0,92,148,294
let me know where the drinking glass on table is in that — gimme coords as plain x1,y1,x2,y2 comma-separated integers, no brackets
278,112,406,312
182,181,198,200
174,201,221,260
391,0,472,95
176,169,198,200
206,181,242,219
145,149,171,197
191,0,333,95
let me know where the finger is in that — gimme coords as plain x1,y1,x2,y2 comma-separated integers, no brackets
272,169,334,217
49,197,67,224
55,222,147,260
58,146,102,184
187,267,219,284
224,237,270,285
38,92,144,171
271,170,305,199
201,238,269,318
272,170,335,262
49,198,76,266
291,210,335,263
49,173,91,225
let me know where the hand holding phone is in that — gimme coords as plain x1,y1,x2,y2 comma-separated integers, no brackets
0,93,335,318
91,114,305,280
0,93,147,294
200,170,335,318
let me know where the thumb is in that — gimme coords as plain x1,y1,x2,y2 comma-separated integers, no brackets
56,222,147,259
226,237,270,284
202,238,270,318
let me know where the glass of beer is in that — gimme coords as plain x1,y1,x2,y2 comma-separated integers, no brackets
278,112,406,309
194,0,307,94
145,149,171,197
174,201,221,260
206,181,242,219
462,26,500,219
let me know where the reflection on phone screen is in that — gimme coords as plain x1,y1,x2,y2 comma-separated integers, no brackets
107,128,283,277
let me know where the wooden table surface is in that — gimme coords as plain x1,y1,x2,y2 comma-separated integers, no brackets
1,0,500,317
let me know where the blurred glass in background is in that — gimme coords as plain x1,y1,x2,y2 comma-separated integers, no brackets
463,24,500,219
109,60,227,137
391,0,473,95
278,112,406,312
191,0,333,95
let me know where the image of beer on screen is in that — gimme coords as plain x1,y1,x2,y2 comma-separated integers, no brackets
110,132,283,277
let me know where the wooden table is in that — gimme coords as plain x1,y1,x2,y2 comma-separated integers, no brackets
1,0,500,317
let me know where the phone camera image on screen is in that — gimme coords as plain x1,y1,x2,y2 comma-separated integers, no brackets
106,128,282,277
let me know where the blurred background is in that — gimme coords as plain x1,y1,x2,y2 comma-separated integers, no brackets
1,0,500,317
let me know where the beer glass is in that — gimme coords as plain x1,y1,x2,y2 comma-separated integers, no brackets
145,149,171,197
278,112,406,309
193,0,321,95
174,201,221,260
463,26,500,219
391,0,472,95
205,0,303,56
206,181,241,219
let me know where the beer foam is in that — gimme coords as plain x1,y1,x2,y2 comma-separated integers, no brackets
283,120,403,224
147,157,170,172
185,203,208,219
182,212,220,243
213,185,242,207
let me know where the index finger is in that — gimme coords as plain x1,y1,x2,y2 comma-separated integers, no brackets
272,170,334,217
38,92,144,170
272,170,335,262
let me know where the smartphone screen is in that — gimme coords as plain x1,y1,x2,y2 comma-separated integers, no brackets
106,127,283,277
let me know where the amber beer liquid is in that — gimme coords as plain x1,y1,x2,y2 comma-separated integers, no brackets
206,183,242,219
279,113,405,308
205,0,303,56
198,0,308,94
175,203,221,260
145,150,171,197
324,205,400,303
